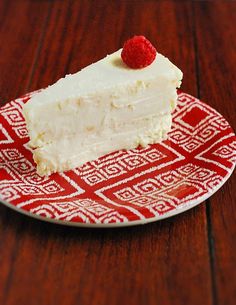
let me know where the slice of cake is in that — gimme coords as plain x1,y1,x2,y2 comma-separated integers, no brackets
23,36,183,176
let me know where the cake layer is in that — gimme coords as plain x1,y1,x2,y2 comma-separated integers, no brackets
22,48,183,176
23,50,182,148
24,50,182,106
34,113,171,176
24,84,178,148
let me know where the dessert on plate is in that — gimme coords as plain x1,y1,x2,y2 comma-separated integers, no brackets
23,36,183,176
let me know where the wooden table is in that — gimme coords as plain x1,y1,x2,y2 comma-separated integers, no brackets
0,1,235,304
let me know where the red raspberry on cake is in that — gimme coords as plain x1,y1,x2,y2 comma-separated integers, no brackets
121,35,157,69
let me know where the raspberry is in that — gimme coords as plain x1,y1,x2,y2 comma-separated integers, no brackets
121,35,157,69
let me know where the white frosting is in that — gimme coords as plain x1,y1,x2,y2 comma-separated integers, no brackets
23,49,183,176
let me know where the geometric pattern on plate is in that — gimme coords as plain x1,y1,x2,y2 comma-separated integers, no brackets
0,92,235,226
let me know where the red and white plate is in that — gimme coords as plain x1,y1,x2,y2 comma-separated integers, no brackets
0,91,235,227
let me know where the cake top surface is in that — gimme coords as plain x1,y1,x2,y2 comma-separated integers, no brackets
27,49,183,106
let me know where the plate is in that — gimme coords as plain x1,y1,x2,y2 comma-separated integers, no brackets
0,91,235,227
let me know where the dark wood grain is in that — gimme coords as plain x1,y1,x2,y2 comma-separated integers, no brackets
194,2,236,305
0,1,235,305
0,0,51,104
